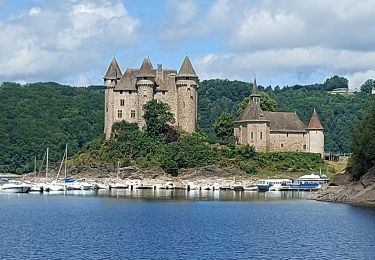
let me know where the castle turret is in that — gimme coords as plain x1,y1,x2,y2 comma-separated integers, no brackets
104,58,122,139
136,57,155,128
306,109,324,157
175,56,199,133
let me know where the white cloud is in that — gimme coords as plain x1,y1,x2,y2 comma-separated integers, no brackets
195,47,375,86
0,0,139,83
162,0,375,86
346,70,375,90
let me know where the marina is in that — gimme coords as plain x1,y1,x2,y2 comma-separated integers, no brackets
0,174,329,194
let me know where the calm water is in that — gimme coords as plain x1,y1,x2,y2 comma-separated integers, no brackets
0,190,374,260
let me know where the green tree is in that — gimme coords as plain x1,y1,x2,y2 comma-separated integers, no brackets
213,112,234,141
360,79,375,93
323,75,348,91
143,100,175,140
237,92,278,114
349,97,375,180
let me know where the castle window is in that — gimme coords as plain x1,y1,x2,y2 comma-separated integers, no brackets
287,133,289,137
183,102,185,108
281,144,284,148
120,91,123,94
251,132,254,139
131,110,136,118
120,99,125,106
162,91,166,95
260,132,263,139
303,145,307,150
118,110,123,119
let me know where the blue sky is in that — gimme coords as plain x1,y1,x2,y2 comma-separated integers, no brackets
0,0,374,89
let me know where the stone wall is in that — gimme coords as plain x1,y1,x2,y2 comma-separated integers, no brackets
307,130,324,156
269,132,307,152
137,80,154,128
104,79,116,139
245,122,269,152
155,89,178,127
113,90,139,125
176,79,198,133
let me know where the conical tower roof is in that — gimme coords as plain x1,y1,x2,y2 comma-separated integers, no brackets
178,56,198,78
103,58,122,80
306,109,324,130
137,57,154,78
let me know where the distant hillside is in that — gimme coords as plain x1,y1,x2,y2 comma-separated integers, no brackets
0,82,103,173
198,79,370,153
0,79,371,173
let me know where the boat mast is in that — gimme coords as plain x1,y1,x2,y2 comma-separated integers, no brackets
34,155,37,178
46,147,49,180
64,144,68,179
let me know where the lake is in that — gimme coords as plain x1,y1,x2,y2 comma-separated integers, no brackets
0,190,374,259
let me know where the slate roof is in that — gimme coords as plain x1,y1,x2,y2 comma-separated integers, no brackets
103,58,122,80
306,109,324,130
263,111,307,132
137,58,154,78
238,102,267,121
178,56,198,77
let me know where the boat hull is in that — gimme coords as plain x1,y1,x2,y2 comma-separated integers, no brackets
0,186,30,193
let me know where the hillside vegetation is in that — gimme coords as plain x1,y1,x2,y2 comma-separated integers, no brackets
0,82,103,173
0,78,372,174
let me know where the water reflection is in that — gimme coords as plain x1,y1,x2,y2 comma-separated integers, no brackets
95,189,311,201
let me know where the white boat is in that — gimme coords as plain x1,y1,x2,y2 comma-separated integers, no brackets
45,181,65,191
0,181,31,193
289,173,329,191
79,182,95,190
244,185,258,191
256,179,292,192
269,183,283,191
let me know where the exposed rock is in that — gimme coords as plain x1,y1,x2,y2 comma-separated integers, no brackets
316,169,375,206
329,171,353,186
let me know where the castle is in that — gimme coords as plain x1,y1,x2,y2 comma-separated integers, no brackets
234,79,325,156
103,56,199,139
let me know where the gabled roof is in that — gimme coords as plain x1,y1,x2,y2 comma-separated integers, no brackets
137,58,154,78
306,109,324,130
263,111,307,132
238,102,267,121
103,58,122,80
178,56,198,78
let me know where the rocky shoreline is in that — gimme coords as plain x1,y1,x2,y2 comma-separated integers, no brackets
312,168,375,206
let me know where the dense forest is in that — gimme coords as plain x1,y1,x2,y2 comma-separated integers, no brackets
0,82,103,173
0,77,372,173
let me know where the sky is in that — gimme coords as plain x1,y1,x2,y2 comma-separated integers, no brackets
0,0,374,89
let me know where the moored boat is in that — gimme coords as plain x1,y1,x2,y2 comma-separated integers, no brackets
289,174,329,191
0,181,31,193
256,179,292,192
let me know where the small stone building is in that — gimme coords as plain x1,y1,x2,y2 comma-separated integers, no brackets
103,56,199,139
234,79,324,156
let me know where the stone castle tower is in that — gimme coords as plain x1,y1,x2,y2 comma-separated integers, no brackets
234,79,325,157
103,56,199,139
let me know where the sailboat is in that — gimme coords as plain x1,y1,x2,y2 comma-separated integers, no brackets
45,145,67,192
29,149,48,192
